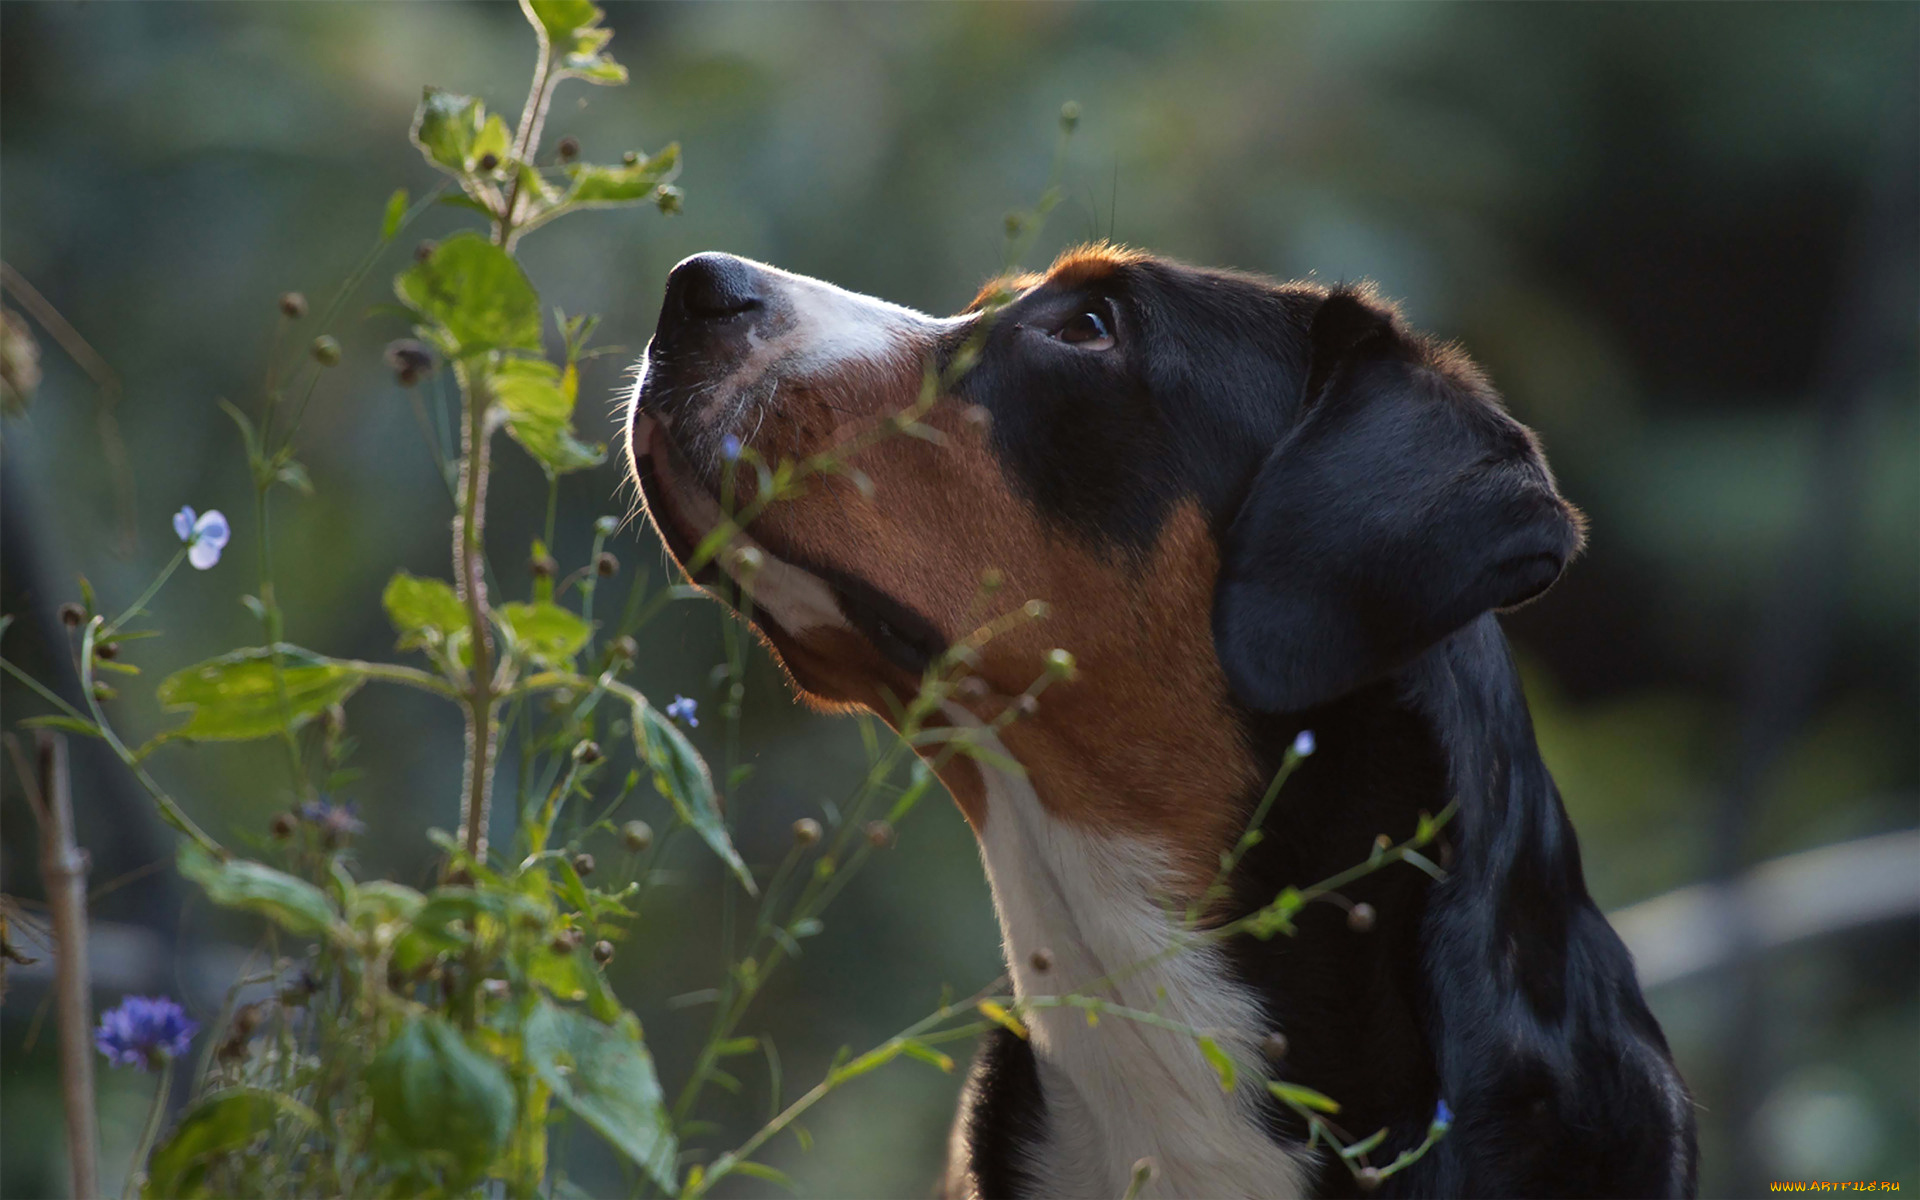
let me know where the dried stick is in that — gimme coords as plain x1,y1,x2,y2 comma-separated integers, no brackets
9,731,100,1198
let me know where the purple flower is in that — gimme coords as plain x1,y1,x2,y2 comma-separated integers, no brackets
719,434,742,462
665,694,699,727
1433,1098,1453,1129
172,506,230,570
298,798,364,846
95,995,198,1069
1291,730,1316,758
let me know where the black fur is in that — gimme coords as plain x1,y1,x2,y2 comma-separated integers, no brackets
948,260,1695,1197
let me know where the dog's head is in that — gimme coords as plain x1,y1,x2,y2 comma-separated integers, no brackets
628,245,1582,872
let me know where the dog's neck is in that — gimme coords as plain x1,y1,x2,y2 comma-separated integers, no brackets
946,614,1682,1197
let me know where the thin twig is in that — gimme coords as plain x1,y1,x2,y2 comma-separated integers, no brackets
8,732,101,1199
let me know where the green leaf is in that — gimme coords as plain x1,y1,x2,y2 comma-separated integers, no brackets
1269,1080,1343,1114
560,146,679,207
381,188,409,240
409,88,488,176
142,1087,317,1200
524,1000,677,1193
179,843,342,941
1198,1036,1237,1094
368,1014,515,1188
523,0,599,40
382,572,470,646
394,232,542,357
629,695,755,894
488,357,606,476
497,601,591,667
156,645,367,742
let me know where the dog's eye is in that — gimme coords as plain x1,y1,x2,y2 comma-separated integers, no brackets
1054,309,1115,351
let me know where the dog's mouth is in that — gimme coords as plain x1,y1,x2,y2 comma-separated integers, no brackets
632,412,946,679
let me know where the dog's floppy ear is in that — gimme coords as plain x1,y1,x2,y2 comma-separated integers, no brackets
1213,289,1584,713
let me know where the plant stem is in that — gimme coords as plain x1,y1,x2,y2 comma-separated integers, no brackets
454,361,498,859
498,37,558,250
124,1057,174,1200
101,547,187,641
6,732,100,1200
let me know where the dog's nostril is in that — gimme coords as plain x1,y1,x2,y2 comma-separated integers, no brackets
670,253,762,321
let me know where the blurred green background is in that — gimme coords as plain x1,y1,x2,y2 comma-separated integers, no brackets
2,3,1914,1197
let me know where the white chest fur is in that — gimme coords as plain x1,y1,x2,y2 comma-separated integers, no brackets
949,708,1308,1199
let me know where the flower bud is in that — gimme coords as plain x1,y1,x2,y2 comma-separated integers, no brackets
1044,648,1076,680
728,545,764,575
270,812,297,840
573,740,602,764
1347,902,1376,933
592,939,614,965
91,681,116,701
384,339,433,387
621,819,653,852
1013,694,1039,717
481,978,511,1000
1356,1166,1382,1193
611,635,638,662
1260,1031,1289,1062
477,152,500,172
594,515,619,536
413,240,437,263
1022,599,1050,620
792,817,822,847
279,291,308,319
864,820,894,849
572,852,596,877
58,602,86,628
94,641,119,661
1060,101,1082,132
622,150,639,165
310,335,341,367
654,185,683,216
595,551,619,577
557,136,580,162
530,551,557,579
445,865,473,887
1374,833,1392,853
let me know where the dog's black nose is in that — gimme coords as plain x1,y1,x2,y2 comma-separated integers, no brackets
666,252,763,323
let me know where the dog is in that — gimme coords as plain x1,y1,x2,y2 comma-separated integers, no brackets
627,244,1698,1199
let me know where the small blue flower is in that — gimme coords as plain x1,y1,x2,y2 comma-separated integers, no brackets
297,798,364,845
665,694,699,727
1291,729,1316,758
719,434,742,462
1433,1098,1453,1129
173,506,230,570
95,995,198,1070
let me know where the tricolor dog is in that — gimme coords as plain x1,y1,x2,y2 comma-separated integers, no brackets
627,245,1697,1199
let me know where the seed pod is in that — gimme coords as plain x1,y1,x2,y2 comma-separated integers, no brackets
622,150,639,165
1060,101,1082,132
310,335,341,367
557,136,580,162
1347,902,1376,933
530,552,557,579
94,641,119,661
864,820,894,850
1029,948,1053,973
595,551,619,577
1356,1167,1383,1193
1261,1031,1289,1062
611,635,638,662
1374,833,1392,853
592,940,614,965
270,812,298,840
1013,694,1039,717
477,152,500,172
572,852,596,878
791,817,822,847
573,740,602,764
279,291,308,319
58,602,86,628
621,820,653,852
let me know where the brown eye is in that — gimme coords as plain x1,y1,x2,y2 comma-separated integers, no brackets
1055,309,1115,350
